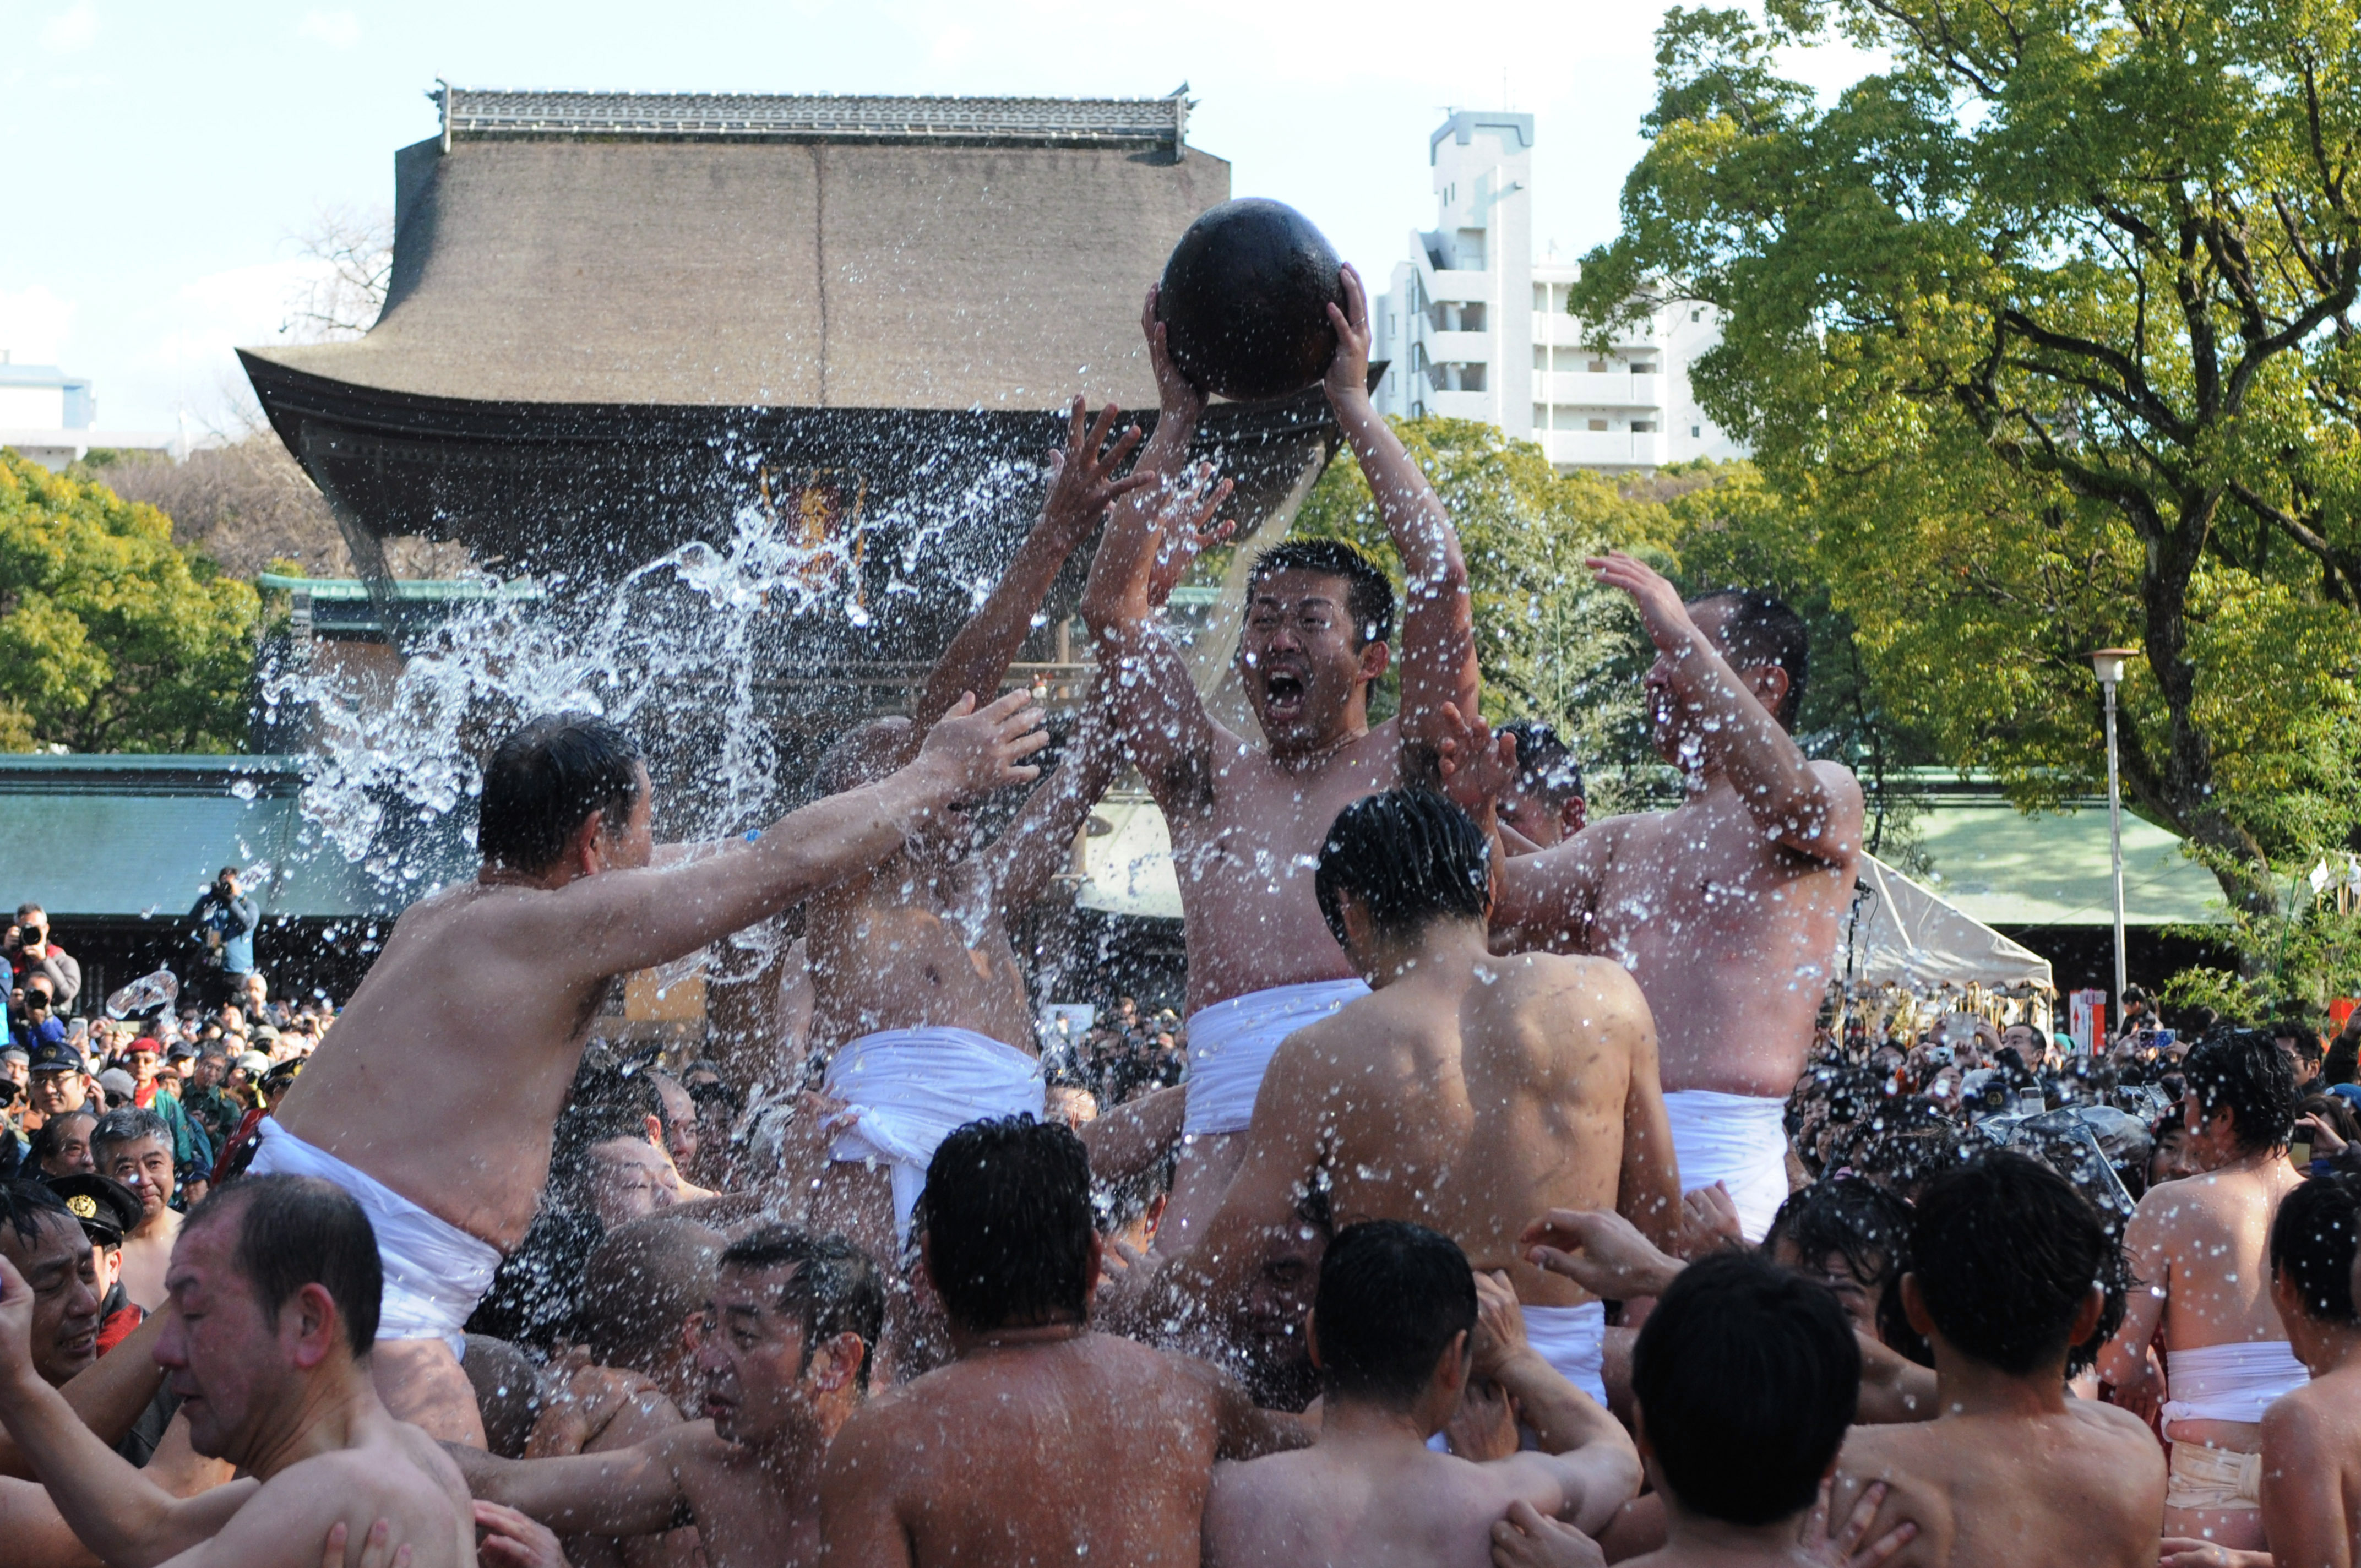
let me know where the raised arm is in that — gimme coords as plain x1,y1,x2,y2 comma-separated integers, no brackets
1078,289,1230,801
1613,993,1683,1254
908,399,1151,741
444,1436,689,1539
2094,1192,2171,1408
1472,1273,1640,1534
1321,265,1477,776
1591,552,1860,864
0,1309,168,1481
1118,1042,1327,1341
967,691,1128,924
513,689,1048,985
0,1256,249,1568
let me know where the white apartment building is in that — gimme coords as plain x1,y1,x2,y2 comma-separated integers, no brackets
1372,111,1745,473
0,353,183,471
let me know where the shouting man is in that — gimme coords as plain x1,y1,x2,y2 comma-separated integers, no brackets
1080,272,1479,1239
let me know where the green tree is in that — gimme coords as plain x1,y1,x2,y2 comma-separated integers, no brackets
1293,417,1679,813
0,449,260,752
1570,0,2361,927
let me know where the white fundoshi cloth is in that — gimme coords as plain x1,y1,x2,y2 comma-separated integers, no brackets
1662,1090,1793,1243
1182,979,1371,1135
2162,1340,2310,1427
825,1027,1045,1246
1428,1300,1608,1453
244,1116,502,1360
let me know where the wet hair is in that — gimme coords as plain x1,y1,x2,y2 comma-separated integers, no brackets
1498,720,1583,804
1837,1096,1969,1200
1314,789,1490,945
191,1175,381,1356
917,1117,1094,1332
1686,589,1808,728
0,1178,75,1252
1312,1220,1477,1409
1633,1251,1858,1526
720,1226,888,1392
2183,1028,2299,1155
1093,1146,1177,1236
90,1107,173,1166
477,713,645,874
26,1111,96,1169
2270,1173,2361,1325
574,1216,722,1374
1765,1176,1919,1351
1248,539,1395,649
1909,1151,2124,1379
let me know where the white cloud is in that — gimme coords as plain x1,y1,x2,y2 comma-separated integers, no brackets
297,8,360,47
0,285,77,365
41,1,96,53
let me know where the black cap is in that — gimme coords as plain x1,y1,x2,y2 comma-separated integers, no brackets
25,1039,85,1075
41,1173,142,1248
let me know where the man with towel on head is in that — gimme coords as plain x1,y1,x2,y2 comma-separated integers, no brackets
1119,790,1677,1411
792,399,1224,1310
253,688,1048,1445
2098,1028,2305,1556
1480,556,1862,1241
1079,272,1479,1243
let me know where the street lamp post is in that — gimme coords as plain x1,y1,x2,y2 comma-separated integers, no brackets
2090,649,2141,1035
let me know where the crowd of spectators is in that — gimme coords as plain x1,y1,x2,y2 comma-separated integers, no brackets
0,868,341,1260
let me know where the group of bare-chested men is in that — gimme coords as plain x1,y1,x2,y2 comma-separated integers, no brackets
2,263,2355,1568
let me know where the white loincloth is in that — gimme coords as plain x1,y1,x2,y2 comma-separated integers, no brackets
824,1027,1044,1246
244,1116,502,1360
2162,1340,2309,1428
1429,1300,1609,1452
1522,1300,1608,1407
1662,1090,1793,1243
1182,979,1370,1135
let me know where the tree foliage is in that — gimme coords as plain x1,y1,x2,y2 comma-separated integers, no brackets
1570,0,2361,925
0,450,260,753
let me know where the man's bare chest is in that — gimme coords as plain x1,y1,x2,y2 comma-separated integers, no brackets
1175,754,1396,889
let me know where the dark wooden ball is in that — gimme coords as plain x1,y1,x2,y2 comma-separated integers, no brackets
1156,199,1345,402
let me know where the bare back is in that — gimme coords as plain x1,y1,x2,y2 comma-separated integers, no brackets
1835,1402,2163,1568
1211,948,1676,1309
805,857,1038,1055
1510,772,1857,1097
274,881,617,1249
819,1332,1274,1567
1160,721,1401,1015
1206,1445,1565,1568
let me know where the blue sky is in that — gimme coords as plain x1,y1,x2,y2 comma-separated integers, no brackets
1,1,1877,432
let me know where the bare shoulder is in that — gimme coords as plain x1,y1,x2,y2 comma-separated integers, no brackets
1809,758,1865,805
2068,1395,2164,1452
1496,950,1646,1011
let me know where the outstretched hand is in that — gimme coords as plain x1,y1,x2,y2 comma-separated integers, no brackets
1491,1499,1604,1568
475,1500,569,1568
1588,551,1698,656
1145,465,1237,608
1521,1208,1684,1302
1041,397,1152,541
1803,1479,1918,1568
321,1517,413,1568
1435,701,1517,821
1468,1268,1531,1383
1323,263,1375,411
1141,285,1206,427
0,1254,36,1395
916,689,1052,798
1674,1182,1745,1260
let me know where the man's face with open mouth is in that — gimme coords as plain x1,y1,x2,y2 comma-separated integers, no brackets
1238,569,1374,747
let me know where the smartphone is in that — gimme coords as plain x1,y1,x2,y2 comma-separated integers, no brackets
2292,1140,2314,1169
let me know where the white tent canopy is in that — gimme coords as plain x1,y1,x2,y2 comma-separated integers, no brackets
1842,853,2053,993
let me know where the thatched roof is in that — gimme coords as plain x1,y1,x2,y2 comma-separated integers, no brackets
243,90,1228,411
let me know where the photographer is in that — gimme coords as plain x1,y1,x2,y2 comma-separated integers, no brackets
6,905,79,1015
183,865,259,1010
